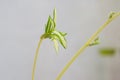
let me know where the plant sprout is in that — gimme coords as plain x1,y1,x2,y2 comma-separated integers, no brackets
32,9,67,80
89,37,100,46
56,12,120,80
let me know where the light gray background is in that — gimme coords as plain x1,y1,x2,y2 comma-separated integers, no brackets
0,0,120,80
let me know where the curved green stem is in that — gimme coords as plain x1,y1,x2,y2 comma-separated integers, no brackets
56,12,120,80
32,37,44,80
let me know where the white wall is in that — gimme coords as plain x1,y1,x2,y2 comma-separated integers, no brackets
0,0,120,80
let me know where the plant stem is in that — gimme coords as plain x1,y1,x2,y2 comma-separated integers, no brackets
56,12,120,80
32,37,44,80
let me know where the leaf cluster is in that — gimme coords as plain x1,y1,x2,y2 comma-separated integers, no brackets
41,9,67,52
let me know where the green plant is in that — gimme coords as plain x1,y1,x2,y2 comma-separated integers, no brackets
32,9,67,80
56,12,120,80
31,8,120,80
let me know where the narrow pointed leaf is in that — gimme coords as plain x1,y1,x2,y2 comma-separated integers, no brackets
89,41,100,46
89,37,100,46
109,12,115,19
94,37,99,41
53,39,59,53
45,16,51,33
59,31,67,36
53,8,56,23
49,17,55,32
53,31,67,48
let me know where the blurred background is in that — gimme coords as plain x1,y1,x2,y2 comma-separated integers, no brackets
0,0,120,80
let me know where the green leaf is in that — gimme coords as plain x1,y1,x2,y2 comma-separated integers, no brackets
89,37,100,46
53,39,59,53
109,12,115,19
53,31,67,49
89,41,99,46
45,16,51,33
59,31,67,36
45,15,56,33
43,8,67,53
49,16,55,32
53,8,56,23
94,37,99,41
